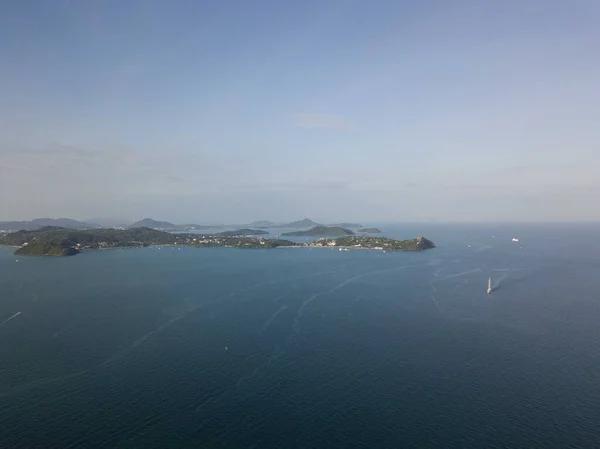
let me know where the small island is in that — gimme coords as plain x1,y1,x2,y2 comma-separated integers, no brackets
328,223,362,229
282,226,354,237
0,226,435,256
275,218,320,228
128,218,220,232
359,228,382,233
309,235,435,251
247,220,277,228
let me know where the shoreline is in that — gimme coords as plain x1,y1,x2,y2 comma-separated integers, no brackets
3,243,408,256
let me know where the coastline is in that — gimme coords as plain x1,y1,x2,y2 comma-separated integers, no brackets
3,243,415,256
2,231,434,256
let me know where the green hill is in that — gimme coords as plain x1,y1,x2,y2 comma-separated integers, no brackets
282,226,354,237
277,218,320,228
128,218,176,229
0,218,100,231
314,235,435,251
328,223,362,228
14,242,80,256
247,220,278,228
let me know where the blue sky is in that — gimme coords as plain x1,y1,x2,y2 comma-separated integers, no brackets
1,0,599,223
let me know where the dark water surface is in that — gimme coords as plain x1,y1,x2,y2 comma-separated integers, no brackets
2,223,600,448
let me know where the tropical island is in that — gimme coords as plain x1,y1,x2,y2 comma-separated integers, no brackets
0,226,435,256
309,235,435,251
282,226,354,237
1,226,289,255
276,218,320,228
328,223,362,229
359,228,382,233
128,218,219,232
247,220,277,228
14,242,81,256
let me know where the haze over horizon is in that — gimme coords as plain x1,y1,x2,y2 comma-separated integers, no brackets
1,0,599,223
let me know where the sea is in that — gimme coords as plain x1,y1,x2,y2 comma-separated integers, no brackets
1,223,600,448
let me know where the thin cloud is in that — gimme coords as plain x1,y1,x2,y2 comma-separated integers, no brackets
294,113,353,131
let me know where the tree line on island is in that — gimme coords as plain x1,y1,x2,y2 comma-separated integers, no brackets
1,226,435,257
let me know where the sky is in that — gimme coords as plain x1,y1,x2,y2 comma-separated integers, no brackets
1,0,599,224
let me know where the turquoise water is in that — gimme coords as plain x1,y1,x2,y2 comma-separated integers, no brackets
2,224,600,448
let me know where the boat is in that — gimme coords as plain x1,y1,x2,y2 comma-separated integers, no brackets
487,277,493,295
512,237,519,242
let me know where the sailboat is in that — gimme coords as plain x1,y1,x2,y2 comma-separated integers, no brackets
487,277,493,295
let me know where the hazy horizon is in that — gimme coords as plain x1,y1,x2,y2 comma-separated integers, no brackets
2,1,599,223
2,216,599,228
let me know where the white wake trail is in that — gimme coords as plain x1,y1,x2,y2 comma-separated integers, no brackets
101,310,201,366
429,281,442,312
101,263,362,366
1,312,21,326
436,268,481,281
262,304,288,331
428,267,482,312
292,265,408,335
194,397,215,412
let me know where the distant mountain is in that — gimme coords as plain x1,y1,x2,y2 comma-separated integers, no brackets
328,222,362,228
282,226,354,237
127,218,176,229
177,224,222,230
275,218,320,228
359,228,382,233
217,229,269,237
248,220,278,228
86,218,130,228
0,218,100,231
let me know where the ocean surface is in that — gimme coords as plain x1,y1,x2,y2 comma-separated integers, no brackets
2,223,600,448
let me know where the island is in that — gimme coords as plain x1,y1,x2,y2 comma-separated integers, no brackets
1,226,295,256
282,226,354,237
14,242,80,257
359,228,382,233
275,218,320,228
247,220,278,228
128,218,219,232
328,223,362,229
241,219,362,229
309,235,435,251
217,229,269,237
0,226,435,256
0,218,100,232
128,218,177,229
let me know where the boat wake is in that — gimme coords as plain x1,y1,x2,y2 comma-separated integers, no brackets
430,267,483,310
491,268,533,290
1,311,21,326
262,304,289,331
101,309,203,366
435,268,481,281
429,281,442,312
291,265,408,335
101,267,357,366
